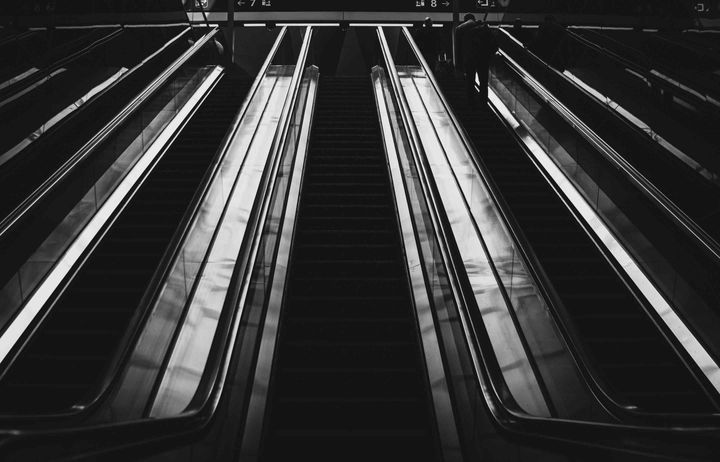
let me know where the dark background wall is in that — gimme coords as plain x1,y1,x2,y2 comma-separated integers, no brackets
0,0,184,15
184,0,698,16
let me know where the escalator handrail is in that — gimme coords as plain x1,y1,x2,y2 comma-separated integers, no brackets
0,27,314,458
0,26,196,240
564,27,652,74
524,26,720,184
0,26,193,173
0,27,125,101
497,26,720,268
391,26,720,440
664,31,720,66
571,27,720,105
0,30,36,49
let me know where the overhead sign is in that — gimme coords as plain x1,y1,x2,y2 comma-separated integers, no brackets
459,0,510,11
193,0,455,12
694,1,720,17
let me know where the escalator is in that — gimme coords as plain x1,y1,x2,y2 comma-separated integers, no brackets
493,29,720,360
550,28,720,183
0,28,92,82
436,75,716,414
575,29,720,94
677,31,720,59
0,27,191,221
0,28,718,462
260,75,440,461
0,72,251,414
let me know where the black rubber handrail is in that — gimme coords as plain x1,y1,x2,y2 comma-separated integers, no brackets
676,31,720,63
0,26,194,239
0,27,124,101
567,27,720,113
0,29,36,48
497,27,720,267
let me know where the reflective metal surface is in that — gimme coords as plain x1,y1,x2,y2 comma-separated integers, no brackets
238,64,318,461
372,62,462,462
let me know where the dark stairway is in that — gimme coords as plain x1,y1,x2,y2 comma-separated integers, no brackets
436,76,716,413
0,72,251,414
260,76,440,461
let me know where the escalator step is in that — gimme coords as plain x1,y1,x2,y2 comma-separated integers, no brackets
260,76,439,462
